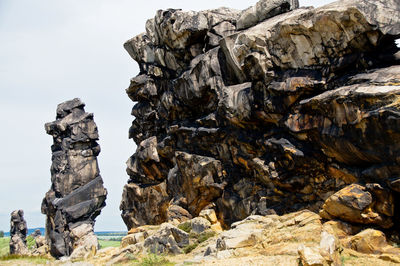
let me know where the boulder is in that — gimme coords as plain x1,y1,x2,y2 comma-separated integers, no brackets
347,229,389,254
143,223,189,254
121,231,148,248
320,184,393,228
41,99,107,258
9,210,28,255
190,217,211,234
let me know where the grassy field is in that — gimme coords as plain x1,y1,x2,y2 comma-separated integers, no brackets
98,239,121,249
0,237,9,257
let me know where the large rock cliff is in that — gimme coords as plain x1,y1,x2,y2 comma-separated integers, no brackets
42,98,107,258
121,0,400,234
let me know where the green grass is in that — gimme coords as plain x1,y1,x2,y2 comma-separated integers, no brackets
136,253,174,266
177,222,192,233
340,255,357,265
183,243,198,254
0,237,9,257
26,235,36,250
99,239,121,249
0,254,49,264
198,231,215,243
182,230,216,254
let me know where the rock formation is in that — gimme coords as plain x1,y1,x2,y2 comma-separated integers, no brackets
89,210,400,265
9,210,28,255
30,229,42,238
121,0,400,237
42,98,107,258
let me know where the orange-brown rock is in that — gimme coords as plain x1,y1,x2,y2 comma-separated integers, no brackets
320,184,394,228
346,229,400,255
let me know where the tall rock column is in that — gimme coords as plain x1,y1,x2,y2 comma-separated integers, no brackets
41,98,107,258
9,210,28,255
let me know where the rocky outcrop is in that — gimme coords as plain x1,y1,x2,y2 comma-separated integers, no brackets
121,0,400,235
88,209,400,265
9,210,28,255
41,98,107,258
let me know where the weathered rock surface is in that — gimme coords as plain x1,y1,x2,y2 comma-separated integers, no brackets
41,98,107,258
121,0,400,238
87,210,400,265
320,184,394,228
9,210,28,255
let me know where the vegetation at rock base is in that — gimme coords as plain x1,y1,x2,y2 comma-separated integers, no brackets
26,235,36,250
177,222,192,233
183,230,216,254
136,252,174,266
341,254,357,265
198,231,215,243
183,243,198,254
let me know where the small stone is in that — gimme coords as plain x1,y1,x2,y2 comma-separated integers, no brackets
298,245,325,266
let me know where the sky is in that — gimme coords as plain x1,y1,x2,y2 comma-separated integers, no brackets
0,0,355,232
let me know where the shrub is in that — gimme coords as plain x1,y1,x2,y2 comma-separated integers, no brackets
0,231,3,238
139,252,174,266
26,236,36,250
177,222,192,233
183,243,198,254
198,231,215,243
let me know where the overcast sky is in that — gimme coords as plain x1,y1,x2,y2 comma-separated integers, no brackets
0,0,340,231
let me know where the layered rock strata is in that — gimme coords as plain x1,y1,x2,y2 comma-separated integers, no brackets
42,98,107,258
121,0,400,234
9,210,28,255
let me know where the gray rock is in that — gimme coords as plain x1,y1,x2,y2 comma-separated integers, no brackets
143,223,189,254
9,210,28,255
42,99,107,258
237,0,299,30
190,217,211,234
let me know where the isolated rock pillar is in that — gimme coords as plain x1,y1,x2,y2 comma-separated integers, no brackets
41,98,107,258
9,209,28,255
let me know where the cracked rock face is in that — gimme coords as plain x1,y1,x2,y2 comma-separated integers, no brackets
121,0,400,231
42,98,107,258
9,210,28,255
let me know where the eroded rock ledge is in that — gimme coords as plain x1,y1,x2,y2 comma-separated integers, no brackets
42,98,107,259
121,0,400,236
